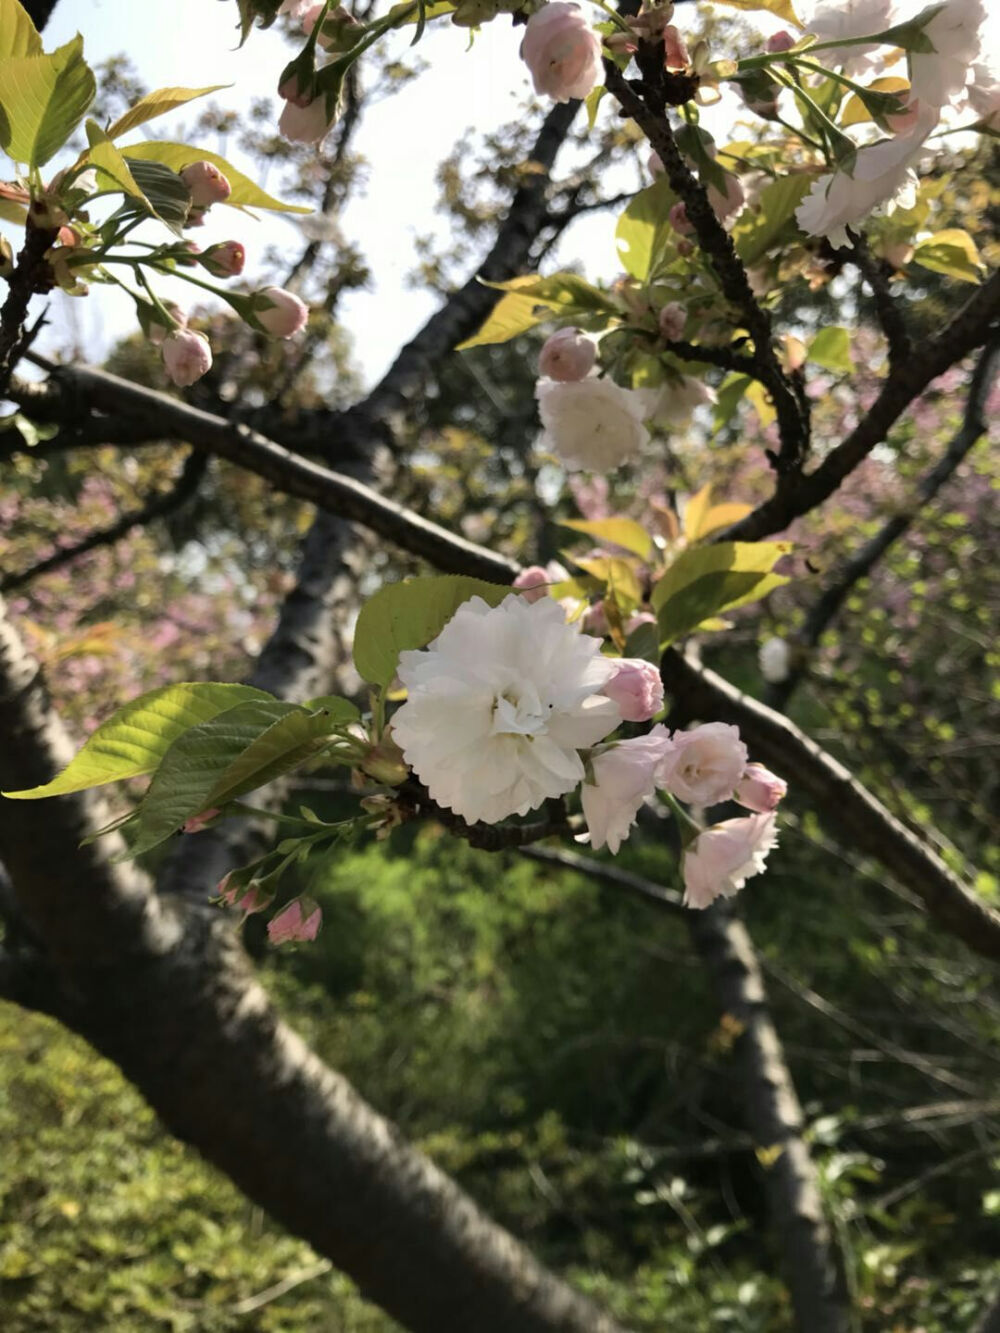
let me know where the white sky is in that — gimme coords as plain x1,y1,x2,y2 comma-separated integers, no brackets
32,0,623,385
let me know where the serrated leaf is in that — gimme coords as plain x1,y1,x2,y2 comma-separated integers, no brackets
560,517,653,561
458,272,611,349
121,156,192,230
302,695,361,724
0,36,96,168
105,84,228,141
0,0,42,58
2,683,272,799
713,373,753,431
683,484,713,542
652,542,791,645
807,325,853,373
733,173,810,266
353,576,511,686
119,141,310,214
83,120,148,203
126,699,301,857
201,706,348,811
912,228,983,284
456,287,548,350
570,554,642,614
615,176,679,281
746,380,776,428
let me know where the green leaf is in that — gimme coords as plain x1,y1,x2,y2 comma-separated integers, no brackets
807,325,852,374
560,517,653,561
302,695,361,724
83,119,148,200
120,156,192,230
615,176,679,281
456,287,548,350
713,373,753,431
353,575,511,686
0,36,96,168
710,0,801,25
200,705,349,811
126,700,299,857
733,173,810,266
912,228,983,284
2,683,273,799
0,0,42,58
458,272,611,350
651,542,791,645
105,85,228,141
118,141,310,215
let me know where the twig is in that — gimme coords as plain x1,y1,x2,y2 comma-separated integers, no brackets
229,1259,333,1316
847,231,911,368
603,60,808,473
1,451,207,593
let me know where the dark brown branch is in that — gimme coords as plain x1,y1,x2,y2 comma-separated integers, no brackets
660,336,757,375
10,362,517,583
1,450,207,593
0,222,57,396
0,596,630,1333
847,231,911,368
767,335,1000,710
603,61,807,472
660,649,1000,962
723,271,1000,543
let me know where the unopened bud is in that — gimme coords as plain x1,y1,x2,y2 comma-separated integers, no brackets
359,734,409,787
765,30,795,53
161,329,213,387
658,301,686,340
662,24,690,70
200,240,246,278
180,160,232,208
538,327,597,381
254,285,309,338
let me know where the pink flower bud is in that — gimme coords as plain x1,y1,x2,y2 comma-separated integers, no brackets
602,658,664,722
255,286,309,338
538,327,596,382
663,25,691,71
676,237,694,257
279,93,335,143
513,565,553,603
267,898,323,944
735,763,787,814
180,161,232,208
682,813,778,909
625,610,656,634
656,722,747,808
582,600,609,637
766,30,795,53
647,150,665,178
200,240,246,278
520,3,603,104
161,329,213,387
278,73,313,108
658,302,686,341
669,200,693,235
182,807,221,833
581,727,675,854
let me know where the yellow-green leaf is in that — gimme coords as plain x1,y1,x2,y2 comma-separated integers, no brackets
711,0,801,27
353,575,512,686
912,228,983,284
105,85,228,141
570,554,642,613
458,272,610,350
0,0,42,58
119,141,310,214
0,36,96,168
841,76,910,126
615,176,678,281
652,541,791,645
561,517,653,561
807,325,853,374
83,120,147,203
1,682,273,799
733,173,811,266
456,286,549,350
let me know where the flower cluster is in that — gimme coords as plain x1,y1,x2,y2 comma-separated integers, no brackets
389,594,786,910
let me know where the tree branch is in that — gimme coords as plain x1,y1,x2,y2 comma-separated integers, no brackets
603,61,808,472
847,232,911,369
767,334,1000,710
1,450,207,594
9,363,517,583
659,648,1000,962
723,273,1000,543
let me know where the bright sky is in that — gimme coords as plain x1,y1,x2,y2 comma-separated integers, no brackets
33,0,623,386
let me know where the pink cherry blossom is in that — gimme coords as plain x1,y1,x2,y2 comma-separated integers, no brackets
180,161,231,208
521,3,603,103
735,763,788,814
161,329,213,387
656,722,748,807
682,813,778,909
602,658,664,722
581,726,675,854
538,327,597,382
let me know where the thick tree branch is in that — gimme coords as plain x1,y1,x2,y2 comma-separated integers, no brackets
1,450,207,593
660,649,1000,962
723,274,1000,543
9,363,517,583
0,596,629,1333
767,335,1000,710
604,61,808,472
